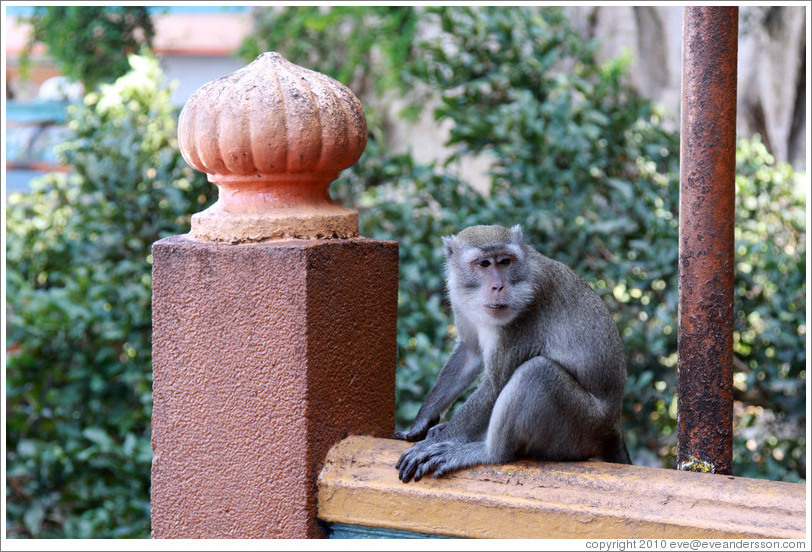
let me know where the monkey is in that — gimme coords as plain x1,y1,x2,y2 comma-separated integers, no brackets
393,224,631,483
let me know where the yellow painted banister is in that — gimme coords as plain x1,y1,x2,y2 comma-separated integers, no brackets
317,436,806,539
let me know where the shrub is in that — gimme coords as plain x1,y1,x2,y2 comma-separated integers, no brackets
731,137,806,481
5,55,213,538
20,6,154,90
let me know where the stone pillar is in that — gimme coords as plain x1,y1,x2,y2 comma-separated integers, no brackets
150,53,398,539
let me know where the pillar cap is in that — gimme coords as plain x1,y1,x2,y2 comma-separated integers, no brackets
178,52,367,243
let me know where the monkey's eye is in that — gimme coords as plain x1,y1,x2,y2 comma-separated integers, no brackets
498,257,512,266
478,259,491,268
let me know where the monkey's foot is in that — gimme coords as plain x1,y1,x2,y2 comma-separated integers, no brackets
391,418,443,442
396,441,487,483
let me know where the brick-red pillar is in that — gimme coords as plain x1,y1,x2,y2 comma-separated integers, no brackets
150,235,398,538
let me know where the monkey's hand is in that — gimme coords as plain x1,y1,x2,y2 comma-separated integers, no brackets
396,441,484,483
391,416,440,442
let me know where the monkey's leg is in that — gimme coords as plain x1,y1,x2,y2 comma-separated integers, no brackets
402,357,614,482
497,359,632,464
485,356,610,463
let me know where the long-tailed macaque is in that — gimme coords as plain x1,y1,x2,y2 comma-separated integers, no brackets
394,225,631,482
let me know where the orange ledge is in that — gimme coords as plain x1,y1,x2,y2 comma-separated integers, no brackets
317,436,806,539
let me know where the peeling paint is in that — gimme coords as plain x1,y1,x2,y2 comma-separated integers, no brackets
678,456,716,474
317,437,807,539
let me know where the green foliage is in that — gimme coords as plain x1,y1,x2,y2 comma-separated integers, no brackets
20,6,154,90
731,138,806,481
5,55,213,538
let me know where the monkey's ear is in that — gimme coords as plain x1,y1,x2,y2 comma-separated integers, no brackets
442,235,457,258
510,224,524,244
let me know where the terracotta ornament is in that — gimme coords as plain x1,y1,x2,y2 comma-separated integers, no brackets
178,52,367,242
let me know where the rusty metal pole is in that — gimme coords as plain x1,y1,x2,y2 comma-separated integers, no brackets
677,6,738,476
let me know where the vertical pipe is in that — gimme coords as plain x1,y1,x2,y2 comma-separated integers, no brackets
677,6,738,476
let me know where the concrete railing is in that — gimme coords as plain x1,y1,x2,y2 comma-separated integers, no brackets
150,52,807,540
317,436,806,539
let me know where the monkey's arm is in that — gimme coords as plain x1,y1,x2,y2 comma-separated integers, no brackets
392,341,482,442
427,375,494,442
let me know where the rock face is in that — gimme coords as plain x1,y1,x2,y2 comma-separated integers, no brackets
566,5,807,169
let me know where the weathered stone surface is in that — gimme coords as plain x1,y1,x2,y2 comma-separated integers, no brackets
318,436,807,539
151,236,398,538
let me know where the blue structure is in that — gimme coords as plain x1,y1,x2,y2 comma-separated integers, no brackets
5,100,74,195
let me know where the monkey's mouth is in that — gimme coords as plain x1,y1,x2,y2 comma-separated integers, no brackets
483,303,508,311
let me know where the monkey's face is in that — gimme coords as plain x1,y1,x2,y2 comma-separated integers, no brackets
448,246,534,328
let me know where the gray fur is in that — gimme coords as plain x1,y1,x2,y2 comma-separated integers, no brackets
394,224,631,482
